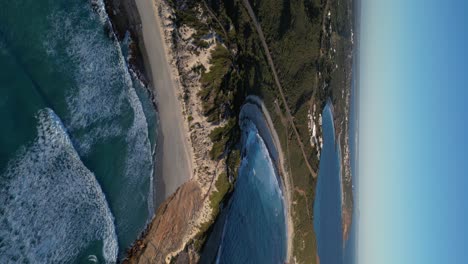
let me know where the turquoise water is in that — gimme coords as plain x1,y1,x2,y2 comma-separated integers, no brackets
201,117,286,264
313,102,344,264
0,0,156,262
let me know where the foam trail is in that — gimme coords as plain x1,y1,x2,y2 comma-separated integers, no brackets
0,108,118,263
241,120,283,196
44,0,155,221
126,81,155,215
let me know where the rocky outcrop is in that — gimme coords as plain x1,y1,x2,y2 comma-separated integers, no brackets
124,180,202,263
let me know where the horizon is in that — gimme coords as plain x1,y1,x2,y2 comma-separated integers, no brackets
359,0,468,263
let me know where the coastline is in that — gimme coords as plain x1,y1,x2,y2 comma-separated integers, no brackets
134,0,194,206
122,0,235,262
104,0,195,208
329,100,348,245
240,95,294,263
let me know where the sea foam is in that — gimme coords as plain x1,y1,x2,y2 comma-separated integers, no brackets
43,0,155,232
0,108,118,263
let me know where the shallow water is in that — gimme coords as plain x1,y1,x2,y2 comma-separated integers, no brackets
0,0,156,262
201,117,286,264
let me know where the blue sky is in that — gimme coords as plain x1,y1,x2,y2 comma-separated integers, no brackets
359,0,468,263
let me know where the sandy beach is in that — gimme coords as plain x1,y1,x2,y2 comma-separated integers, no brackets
258,101,294,263
134,0,193,206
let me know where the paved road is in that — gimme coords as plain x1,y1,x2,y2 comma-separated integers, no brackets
241,0,316,178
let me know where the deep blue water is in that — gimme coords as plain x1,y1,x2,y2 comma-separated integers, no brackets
201,118,286,264
313,102,344,264
0,1,156,262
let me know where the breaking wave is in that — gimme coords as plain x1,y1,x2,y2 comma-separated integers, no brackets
0,108,118,263
213,119,286,263
43,0,155,235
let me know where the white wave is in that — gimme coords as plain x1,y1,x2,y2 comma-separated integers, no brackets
44,6,127,153
91,0,112,24
0,108,118,263
125,81,155,216
243,120,283,197
87,255,99,263
43,0,155,218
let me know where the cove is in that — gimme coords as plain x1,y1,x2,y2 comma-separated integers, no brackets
201,99,287,263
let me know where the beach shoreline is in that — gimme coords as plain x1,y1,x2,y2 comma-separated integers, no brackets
120,0,232,261
240,95,294,263
103,0,193,210
133,0,194,207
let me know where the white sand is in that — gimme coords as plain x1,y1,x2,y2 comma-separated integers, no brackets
135,0,193,203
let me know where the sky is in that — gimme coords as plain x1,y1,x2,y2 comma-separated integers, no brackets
359,0,468,263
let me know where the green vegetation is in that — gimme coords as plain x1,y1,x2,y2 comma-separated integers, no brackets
171,1,210,38
192,172,232,251
227,149,241,179
210,172,232,216
168,0,244,162
209,118,236,159
199,44,233,123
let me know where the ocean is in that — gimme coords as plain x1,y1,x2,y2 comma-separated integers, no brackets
0,0,156,262
201,117,287,264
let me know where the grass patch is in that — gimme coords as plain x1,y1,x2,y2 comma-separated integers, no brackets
192,172,232,251
227,149,241,179
209,118,236,159
199,44,233,123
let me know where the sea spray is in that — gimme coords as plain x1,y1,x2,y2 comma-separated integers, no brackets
0,108,118,263
43,0,155,247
